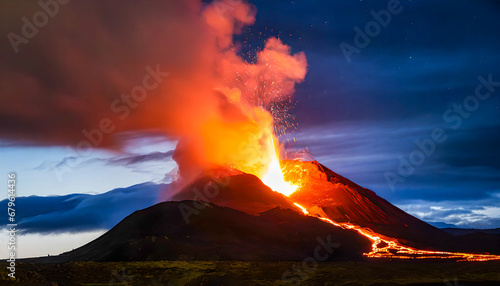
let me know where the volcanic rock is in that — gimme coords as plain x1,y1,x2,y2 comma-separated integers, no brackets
172,172,297,214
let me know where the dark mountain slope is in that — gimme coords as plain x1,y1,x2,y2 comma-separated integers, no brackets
283,161,500,253
49,201,370,262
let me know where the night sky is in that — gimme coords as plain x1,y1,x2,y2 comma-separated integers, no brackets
1,0,500,257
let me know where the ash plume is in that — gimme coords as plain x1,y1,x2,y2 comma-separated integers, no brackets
0,0,307,183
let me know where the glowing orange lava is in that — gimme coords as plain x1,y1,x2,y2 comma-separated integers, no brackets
260,136,298,196
293,202,500,261
240,114,500,262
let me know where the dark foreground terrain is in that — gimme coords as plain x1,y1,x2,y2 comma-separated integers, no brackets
1,260,499,285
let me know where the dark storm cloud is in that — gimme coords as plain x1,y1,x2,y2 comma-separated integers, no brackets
0,0,215,147
386,123,500,201
290,121,500,200
1,183,165,233
288,121,500,227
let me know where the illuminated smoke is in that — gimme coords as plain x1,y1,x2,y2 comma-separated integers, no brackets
0,0,307,185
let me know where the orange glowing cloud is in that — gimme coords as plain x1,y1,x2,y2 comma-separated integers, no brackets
0,0,308,187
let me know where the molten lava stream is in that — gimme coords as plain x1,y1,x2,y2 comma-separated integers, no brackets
293,202,500,261
257,131,500,261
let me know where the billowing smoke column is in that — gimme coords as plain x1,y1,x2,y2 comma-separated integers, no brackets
0,0,307,184
175,0,308,182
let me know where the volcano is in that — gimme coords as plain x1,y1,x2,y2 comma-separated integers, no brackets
284,161,456,251
44,160,499,263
